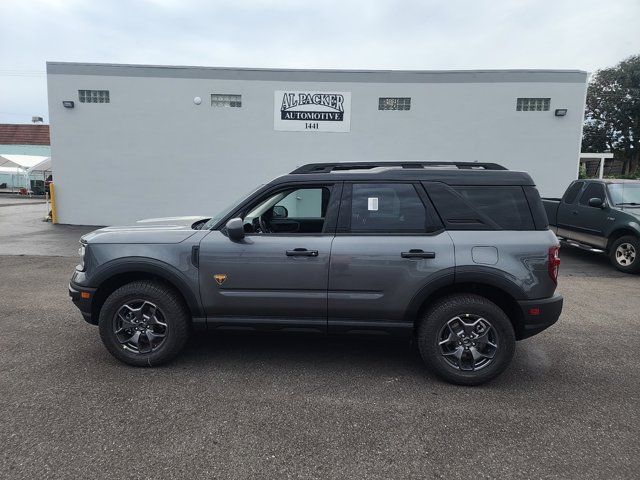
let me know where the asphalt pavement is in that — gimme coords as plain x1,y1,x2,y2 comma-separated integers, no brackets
0,202,639,479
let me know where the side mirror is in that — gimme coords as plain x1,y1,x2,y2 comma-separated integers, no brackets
588,197,605,208
272,205,288,218
225,217,245,241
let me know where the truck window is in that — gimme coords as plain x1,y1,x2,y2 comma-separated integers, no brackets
563,181,583,204
579,183,606,206
607,183,640,205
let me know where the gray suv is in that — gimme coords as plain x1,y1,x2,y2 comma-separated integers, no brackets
69,162,563,385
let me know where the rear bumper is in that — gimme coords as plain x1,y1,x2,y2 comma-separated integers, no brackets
69,282,97,325
517,294,563,339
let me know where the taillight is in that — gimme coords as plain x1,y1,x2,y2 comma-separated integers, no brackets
548,246,560,285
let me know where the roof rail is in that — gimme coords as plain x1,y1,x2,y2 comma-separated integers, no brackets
290,161,507,174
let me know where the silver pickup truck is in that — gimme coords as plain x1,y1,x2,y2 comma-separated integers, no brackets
543,179,640,273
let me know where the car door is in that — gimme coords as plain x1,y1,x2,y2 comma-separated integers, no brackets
328,182,454,334
198,183,341,332
562,182,609,248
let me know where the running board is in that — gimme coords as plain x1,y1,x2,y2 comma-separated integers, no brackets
559,238,605,253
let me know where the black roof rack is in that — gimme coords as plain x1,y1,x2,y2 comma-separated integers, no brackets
290,161,507,174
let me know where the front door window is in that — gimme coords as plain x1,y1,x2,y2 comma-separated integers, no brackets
243,187,332,234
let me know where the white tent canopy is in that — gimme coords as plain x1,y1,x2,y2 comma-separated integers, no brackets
27,156,52,173
0,155,52,191
0,154,50,170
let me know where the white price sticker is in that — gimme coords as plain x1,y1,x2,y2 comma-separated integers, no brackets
367,197,379,211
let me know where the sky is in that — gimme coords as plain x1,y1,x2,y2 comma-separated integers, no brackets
1,0,639,124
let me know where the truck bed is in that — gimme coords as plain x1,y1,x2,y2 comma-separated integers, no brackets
542,198,560,226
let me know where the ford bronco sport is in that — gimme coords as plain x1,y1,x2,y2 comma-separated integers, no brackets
69,162,563,385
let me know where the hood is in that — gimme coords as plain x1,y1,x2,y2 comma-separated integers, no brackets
82,216,210,244
136,215,210,227
613,205,640,220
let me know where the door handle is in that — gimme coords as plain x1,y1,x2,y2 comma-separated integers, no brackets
571,210,578,215
401,249,436,259
286,248,319,257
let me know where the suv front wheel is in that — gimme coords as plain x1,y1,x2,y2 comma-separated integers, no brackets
98,281,190,366
418,294,516,386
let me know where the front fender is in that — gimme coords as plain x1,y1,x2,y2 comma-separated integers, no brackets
86,256,203,317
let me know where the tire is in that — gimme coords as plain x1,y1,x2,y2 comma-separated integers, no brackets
609,236,640,274
417,294,515,386
98,281,190,367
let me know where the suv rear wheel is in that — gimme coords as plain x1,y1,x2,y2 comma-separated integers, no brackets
418,294,515,386
98,281,190,366
609,235,640,274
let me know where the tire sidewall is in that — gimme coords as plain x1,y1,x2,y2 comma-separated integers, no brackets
419,295,515,386
610,236,640,273
99,282,188,366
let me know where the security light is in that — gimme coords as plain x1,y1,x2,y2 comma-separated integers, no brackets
62,101,75,108
554,109,567,117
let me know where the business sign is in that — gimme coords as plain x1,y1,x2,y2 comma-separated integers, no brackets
274,91,351,132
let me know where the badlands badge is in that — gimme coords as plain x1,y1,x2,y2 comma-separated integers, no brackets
214,274,227,286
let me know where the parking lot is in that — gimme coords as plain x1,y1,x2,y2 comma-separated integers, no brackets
1,202,638,479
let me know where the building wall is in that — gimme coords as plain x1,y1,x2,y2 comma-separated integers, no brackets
47,64,588,226
0,145,51,156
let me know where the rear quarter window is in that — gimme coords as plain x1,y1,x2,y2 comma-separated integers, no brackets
453,186,534,230
563,181,584,204
425,183,535,230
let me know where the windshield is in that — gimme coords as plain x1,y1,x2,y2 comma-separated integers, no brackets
607,183,640,206
202,185,263,229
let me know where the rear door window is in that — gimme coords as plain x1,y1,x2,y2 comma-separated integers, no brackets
349,183,427,233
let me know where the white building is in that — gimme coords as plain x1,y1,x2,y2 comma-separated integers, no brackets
47,62,588,226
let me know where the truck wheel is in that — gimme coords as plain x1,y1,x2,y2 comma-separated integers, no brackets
98,281,190,367
417,294,515,386
609,236,640,274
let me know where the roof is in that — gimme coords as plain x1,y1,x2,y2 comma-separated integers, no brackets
291,161,506,174
274,164,535,186
0,124,50,146
46,62,588,84
600,179,640,184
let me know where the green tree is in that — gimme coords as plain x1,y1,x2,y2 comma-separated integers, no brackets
582,54,640,174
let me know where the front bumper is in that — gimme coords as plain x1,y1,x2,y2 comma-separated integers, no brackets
517,294,563,339
69,282,97,325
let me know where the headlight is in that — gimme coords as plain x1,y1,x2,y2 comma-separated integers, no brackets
77,242,87,271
